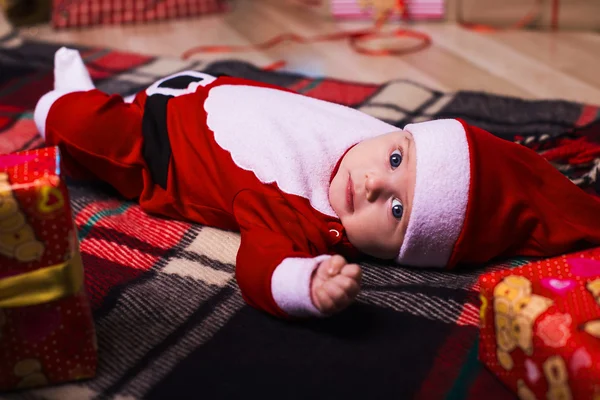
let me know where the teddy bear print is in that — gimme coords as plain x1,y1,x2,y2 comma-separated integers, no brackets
493,275,553,370
0,173,45,262
581,319,600,339
479,294,488,328
586,279,600,305
543,355,572,400
0,174,23,229
512,295,554,354
514,357,573,400
13,358,48,389
517,379,537,400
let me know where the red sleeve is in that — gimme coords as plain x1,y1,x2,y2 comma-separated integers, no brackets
233,190,330,319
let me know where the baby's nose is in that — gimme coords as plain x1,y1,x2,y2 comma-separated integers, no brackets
365,174,385,201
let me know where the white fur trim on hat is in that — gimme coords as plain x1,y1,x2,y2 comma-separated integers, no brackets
397,119,470,268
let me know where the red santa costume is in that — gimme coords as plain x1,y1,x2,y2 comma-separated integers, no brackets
34,56,600,319
34,69,399,319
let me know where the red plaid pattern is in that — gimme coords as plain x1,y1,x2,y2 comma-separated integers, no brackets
51,0,228,29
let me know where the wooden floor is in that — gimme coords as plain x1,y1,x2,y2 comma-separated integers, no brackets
13,0,600,105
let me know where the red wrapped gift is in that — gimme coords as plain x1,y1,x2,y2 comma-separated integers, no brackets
330,0,445,21
479,247,600,399
0,147,97,392
52,0,229,29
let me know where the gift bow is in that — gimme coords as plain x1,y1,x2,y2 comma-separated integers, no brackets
0,249,84,308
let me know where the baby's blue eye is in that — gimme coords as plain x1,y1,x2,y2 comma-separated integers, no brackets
391,198,404,219
389,149,403,169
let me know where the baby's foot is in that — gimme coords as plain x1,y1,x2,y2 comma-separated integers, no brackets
54,47,95,92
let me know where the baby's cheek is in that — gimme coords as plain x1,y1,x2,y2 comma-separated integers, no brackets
344,213,397,259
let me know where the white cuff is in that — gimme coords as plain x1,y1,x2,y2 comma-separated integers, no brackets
33,90,70,139
271,255,331,318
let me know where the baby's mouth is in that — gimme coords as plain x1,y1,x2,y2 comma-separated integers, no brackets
346,173,354,213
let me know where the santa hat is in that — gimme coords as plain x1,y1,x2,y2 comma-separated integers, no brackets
397,118,600,268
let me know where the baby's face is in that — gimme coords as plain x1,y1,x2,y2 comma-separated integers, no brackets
329,130,416,259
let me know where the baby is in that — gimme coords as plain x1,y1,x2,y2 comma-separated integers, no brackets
34,48,600,319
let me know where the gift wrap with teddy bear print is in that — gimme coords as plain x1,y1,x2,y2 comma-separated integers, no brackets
478,247,600,399
0,147,97,391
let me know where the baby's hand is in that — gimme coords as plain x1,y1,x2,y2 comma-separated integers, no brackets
310,255,362,315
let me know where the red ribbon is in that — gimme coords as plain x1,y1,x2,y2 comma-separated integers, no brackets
181,0,560,68
181,3,431,63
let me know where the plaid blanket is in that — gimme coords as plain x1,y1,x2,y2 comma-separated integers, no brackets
1,38,599,400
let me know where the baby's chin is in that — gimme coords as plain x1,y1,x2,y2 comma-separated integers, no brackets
329,169,346,217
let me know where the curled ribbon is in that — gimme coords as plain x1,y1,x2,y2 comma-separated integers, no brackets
0,249,84,308
181,2,431,61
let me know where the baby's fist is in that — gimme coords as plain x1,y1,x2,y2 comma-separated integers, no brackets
311,255,362,315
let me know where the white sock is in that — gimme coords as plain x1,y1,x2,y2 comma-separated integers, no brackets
54,47,95,92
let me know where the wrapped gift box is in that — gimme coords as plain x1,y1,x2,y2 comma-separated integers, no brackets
1,0,52,27
454,0,600,31
330,0,446,21
0,147,97,392
52,0,229,29
478,247,600,399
